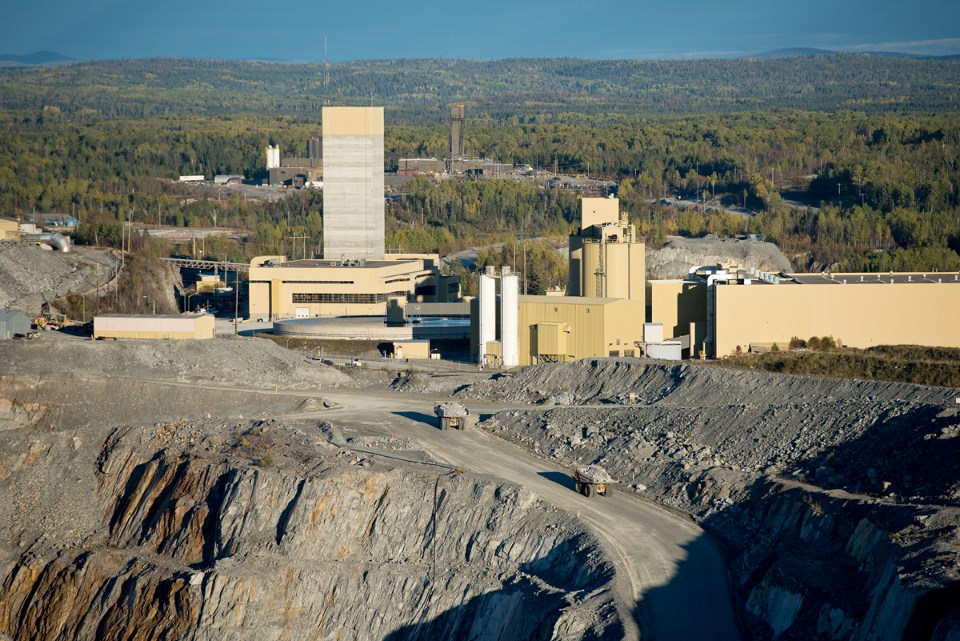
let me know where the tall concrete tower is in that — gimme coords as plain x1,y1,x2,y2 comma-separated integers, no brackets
567,197,644,306
322,107,385,260
449,104,465,160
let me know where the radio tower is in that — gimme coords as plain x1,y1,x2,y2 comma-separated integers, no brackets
323,37,329,105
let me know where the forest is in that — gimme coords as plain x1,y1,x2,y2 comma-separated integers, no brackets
1,55,959,290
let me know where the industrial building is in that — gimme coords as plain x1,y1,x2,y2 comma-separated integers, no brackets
93,313,215,340
322,106,385,260
650,265,960,357
0,310,32,339
265,143,323,187
0,218,18,241
248,254,460,320
518,296,644,364
472,197,647,367
568,197,645,305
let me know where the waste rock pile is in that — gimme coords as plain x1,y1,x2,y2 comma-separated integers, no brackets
0,242,115,312
646,234,794,280
1,334,353,389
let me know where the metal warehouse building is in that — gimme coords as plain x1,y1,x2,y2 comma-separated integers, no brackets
0,310,32,339
93,313,216,340
650,267,960,357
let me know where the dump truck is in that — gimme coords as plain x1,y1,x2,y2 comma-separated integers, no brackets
573,465,616,498
434,402,471,431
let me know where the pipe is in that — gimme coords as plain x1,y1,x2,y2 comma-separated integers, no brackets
24,233,70,252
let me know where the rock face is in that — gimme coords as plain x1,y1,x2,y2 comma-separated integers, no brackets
0,404,621,640
464,358,960,640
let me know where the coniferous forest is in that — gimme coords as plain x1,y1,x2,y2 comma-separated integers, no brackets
1,55,959,282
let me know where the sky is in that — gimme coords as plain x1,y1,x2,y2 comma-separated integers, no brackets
4,0,960,61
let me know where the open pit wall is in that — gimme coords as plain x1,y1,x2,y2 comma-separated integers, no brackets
0,416,621,641
461,359,960,640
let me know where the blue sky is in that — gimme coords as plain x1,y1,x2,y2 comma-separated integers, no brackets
4,0,959,61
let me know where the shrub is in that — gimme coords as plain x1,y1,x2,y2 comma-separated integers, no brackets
771,343,781,353
808,336,822,350
789,336,807,350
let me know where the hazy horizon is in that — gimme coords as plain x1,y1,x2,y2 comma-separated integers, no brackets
2,0,959,63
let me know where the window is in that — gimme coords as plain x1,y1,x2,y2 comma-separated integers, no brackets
294,293,384,304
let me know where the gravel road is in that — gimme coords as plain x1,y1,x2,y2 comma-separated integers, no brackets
296,388,743,641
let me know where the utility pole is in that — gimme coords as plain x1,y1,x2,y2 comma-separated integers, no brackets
234,268,240,336
290,235,308,259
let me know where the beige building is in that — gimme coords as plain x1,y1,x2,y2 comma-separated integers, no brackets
0,218,19,240
648,279,708,357
248,254,459,320
93,313,215,340
518,296,645,365
712,272,960,356
392,339,431,360
322,106,385,260
651,266,960,357
567,198,645,310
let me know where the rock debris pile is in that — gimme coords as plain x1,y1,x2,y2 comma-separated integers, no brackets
1,334,353,389
646,235,794,280
0,242,114,312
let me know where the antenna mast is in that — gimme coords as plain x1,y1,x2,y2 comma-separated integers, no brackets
323,37,329,105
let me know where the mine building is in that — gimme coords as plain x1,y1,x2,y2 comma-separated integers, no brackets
650,266,960,357
93,313,216,340
472,197,646,367
248,254,460,320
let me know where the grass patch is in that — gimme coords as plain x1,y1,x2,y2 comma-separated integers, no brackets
712,345,960,387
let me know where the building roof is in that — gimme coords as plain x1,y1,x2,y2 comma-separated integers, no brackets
520,295,628,305
0,309,30,321
95,313,210,319
275,259,414,269
786,272,960,285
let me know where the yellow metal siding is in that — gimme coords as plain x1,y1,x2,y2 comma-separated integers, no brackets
518,297,644,366
714,281,960,356
650,280,707,339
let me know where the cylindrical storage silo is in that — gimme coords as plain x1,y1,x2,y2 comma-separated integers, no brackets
478,272,496,364
501,271,519,367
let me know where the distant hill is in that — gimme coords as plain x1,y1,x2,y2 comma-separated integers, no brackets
751,47,960,60
748,48,836,59
1,55,958,120
0,51,73,68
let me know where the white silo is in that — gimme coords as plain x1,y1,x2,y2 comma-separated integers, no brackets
478,269,496,364
501,267,519,368
266,145,280,170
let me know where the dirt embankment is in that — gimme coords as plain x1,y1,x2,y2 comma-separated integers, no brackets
459,358,960,640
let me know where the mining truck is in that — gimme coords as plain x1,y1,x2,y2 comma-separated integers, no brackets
434,402,470,430
573,465,616,498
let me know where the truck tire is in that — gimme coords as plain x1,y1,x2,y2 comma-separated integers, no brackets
603,485,614,497
584,484,595,498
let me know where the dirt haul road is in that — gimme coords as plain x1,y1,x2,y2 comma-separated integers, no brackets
297,388,742,641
